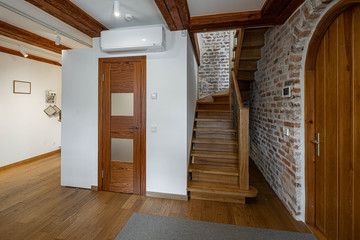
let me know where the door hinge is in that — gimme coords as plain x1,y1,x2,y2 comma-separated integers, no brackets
102,74,104,82
102,170,104,179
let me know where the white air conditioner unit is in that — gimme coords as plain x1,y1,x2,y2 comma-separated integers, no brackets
100,26,166,53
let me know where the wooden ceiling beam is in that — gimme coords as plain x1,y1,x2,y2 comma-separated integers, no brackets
0,46,61,66
262,0,305,24
190,11,274,32
154,0,190,31
25,0,108,38
0,20,69,54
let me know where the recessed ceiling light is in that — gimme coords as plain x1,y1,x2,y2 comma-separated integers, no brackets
113,1,120,17
142,38,147,42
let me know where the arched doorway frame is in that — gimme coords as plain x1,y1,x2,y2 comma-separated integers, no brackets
304,0,360,233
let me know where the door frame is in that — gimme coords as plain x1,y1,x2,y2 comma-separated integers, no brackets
98,56,147,195
305,0,360,231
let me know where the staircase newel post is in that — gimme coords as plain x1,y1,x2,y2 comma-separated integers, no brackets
238,107,249,190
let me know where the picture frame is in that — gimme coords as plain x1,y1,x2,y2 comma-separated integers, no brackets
44,105,56,116
13,80,31,94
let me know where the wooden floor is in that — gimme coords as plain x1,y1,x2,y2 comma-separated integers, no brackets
0,153,310,240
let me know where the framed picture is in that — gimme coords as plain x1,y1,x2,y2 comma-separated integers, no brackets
53,105,61,115
44,106,56,116
13,80,31,94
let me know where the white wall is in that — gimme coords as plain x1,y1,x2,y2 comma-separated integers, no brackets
0,53,62,167
62,28,197,195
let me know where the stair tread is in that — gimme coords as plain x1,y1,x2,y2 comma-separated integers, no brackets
188,181,258,197
193,138,237,145
197,102,229,105
196,109,232,113
191,150,237,159
194,128,236,133
189,164,238,176
195,118,233,122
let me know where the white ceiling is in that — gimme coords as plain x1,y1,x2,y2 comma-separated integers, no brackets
70,0,165,29
0,0,92,49
188,0,266,16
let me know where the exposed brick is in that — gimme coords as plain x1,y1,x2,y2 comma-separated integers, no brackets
250,0,335,220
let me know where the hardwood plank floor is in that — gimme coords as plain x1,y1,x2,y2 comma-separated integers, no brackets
0,154,310,239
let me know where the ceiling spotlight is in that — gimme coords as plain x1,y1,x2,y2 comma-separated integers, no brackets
55,33,61,46
113,1,120,17
19,46,28,58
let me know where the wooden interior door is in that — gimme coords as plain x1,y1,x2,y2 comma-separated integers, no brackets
311,4,360,240
99,56,146,195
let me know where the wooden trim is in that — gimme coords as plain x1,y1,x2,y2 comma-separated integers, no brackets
0,149,60,171
25,0,108,38
146,191,188,201
0,20,69,54
91,185,98,191
0,46,62,66
98,56,147,196
189,31,200,65
304,0,360,226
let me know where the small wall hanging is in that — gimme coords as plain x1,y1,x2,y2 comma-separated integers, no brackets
46,90,56,103
13,80,31,94
44,105,56,116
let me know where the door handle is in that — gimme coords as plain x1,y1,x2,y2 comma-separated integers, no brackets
128,126,139,130
311,133,320,157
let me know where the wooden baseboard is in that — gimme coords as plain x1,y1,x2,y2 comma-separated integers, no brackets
146,191,188,201
91,185,98,191
0,149,61,171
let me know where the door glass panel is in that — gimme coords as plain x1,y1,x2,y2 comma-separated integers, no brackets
111,93,134,116
111,139,133,162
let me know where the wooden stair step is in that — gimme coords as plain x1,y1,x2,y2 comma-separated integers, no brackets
196,110,232,113
238,60,258,71
188,181,258,198
193,138,237,145
191,150,237,160
197,102,229,105
195,118,233,122
189,164,238,176
194,128,236,133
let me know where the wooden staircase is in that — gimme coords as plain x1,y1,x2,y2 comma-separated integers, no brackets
187,91,258,204
232,28,268,101
187,28,267,204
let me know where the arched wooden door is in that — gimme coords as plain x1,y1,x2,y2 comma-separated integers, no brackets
305,3,360,240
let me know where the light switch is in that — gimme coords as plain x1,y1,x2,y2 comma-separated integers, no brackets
151,92,158,100
151,125,157,133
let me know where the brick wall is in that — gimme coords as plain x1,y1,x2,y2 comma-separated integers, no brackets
198,31,230,98
249,0,338,220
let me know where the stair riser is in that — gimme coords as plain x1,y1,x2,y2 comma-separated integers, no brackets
194,157,237,166
192,173,238,185
193,143,237,152
196,121,233,128
190,192,245,204
197,104,230,110
195,132,236,140
197,112,233,119
213,96,229,102
240,48,261,60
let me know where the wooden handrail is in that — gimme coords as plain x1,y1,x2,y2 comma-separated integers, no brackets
234,29,245,74
232,70,243,108
230,28,245,109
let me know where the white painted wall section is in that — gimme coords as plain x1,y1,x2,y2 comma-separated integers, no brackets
0,53,62,167
62,28,197,195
